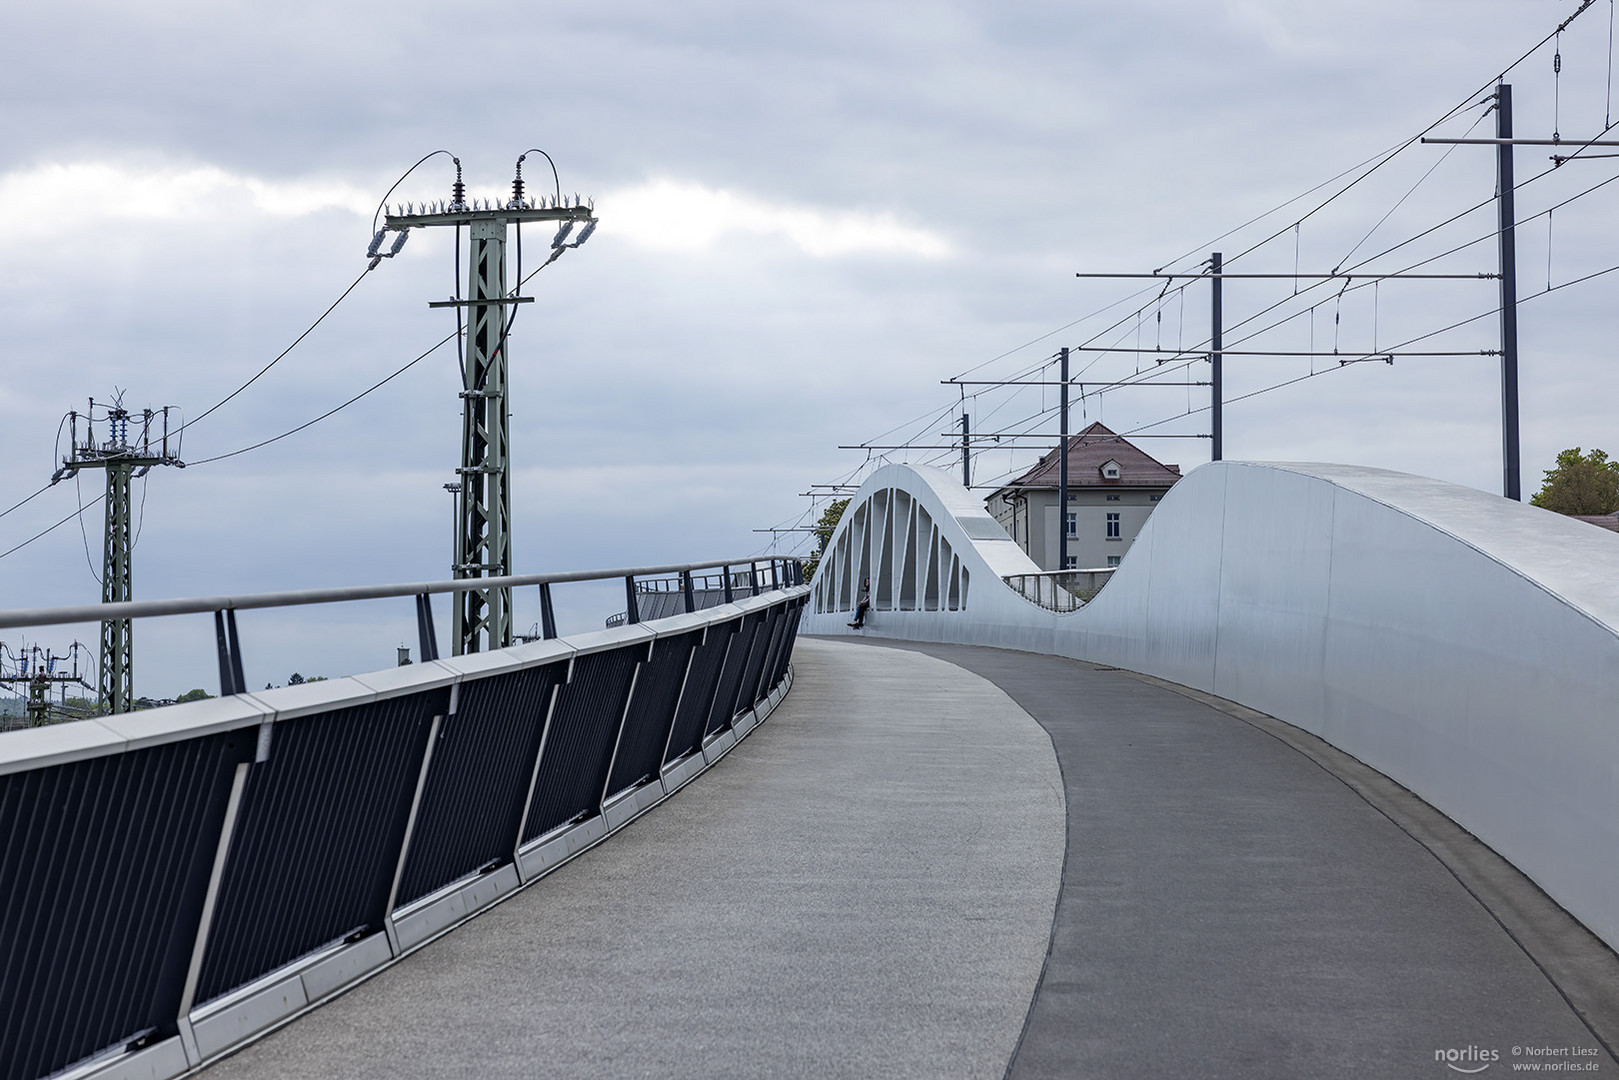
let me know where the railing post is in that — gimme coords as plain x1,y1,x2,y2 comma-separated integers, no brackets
770,561,780,590
722,565,733,605
214,610,246,696
750,562,760,597
174,758,253,1065
415,593,439,662
539,583,557,640
681,569,695,613
513,683,562,867
214,611,232,696
382,712,444,956
625,575,640,625
599,655,644,812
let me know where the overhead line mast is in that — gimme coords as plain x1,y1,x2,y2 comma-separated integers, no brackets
51,397,183,713
381,154,597,655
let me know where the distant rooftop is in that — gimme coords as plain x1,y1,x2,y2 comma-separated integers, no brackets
993,422,1181,491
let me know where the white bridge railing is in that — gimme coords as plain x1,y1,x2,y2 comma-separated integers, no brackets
1002,569,1115,612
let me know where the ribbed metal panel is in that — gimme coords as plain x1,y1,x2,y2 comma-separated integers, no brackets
196,693,439,1003
605,632,697,798
0,733,247,1080
397,662,563,906
761,601,798,693
772,598,805,685
704,612,763,737
661,621,734,765
522,648,639,842
737,607,783,712
760,598,803,692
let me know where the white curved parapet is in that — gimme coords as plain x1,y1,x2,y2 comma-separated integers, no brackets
804,460,1619,952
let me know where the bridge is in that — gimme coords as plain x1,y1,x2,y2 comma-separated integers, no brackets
3,463,1619,1078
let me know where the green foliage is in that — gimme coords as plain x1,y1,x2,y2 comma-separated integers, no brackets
802,498,850,580
176,688,211,703
1530,447,1619,516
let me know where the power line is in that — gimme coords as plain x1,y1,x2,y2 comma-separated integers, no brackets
0,484,52,525
1214,0,1599,272
0,495,106,562
180,265,375,436
186,332,456,467
0,332,458,562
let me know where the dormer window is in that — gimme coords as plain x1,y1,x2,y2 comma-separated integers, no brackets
1100,459,1122,481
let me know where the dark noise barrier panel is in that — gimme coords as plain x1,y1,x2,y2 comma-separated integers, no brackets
0,587,806,1080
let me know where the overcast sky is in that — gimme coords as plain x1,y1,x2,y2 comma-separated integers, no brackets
1,1,1613,695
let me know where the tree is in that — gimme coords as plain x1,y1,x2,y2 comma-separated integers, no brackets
801,498,849,580
1530,448,1619,515
176,688,211,703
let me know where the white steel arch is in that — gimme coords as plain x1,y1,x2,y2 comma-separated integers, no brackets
804,460,1619,953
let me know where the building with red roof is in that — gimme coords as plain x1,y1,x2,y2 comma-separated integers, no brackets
985,422,1182,570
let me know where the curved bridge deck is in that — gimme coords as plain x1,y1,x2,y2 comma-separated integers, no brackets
200,638,1615,1079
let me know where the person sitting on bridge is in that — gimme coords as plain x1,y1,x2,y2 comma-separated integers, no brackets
849,578,872,629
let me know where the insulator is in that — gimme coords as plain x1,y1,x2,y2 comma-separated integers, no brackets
368,256,382,270
366,228,388,257
551,221,575,249
511,174,524,206
388,230,409,255
572,219,598,247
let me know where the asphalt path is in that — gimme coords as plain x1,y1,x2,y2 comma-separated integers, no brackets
884,640,1617,1080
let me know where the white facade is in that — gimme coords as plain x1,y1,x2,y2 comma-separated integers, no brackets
988,487,1166,570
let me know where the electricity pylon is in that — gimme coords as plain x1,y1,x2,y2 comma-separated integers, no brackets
380,154,597,655
0,642,92,728
52,395,183,713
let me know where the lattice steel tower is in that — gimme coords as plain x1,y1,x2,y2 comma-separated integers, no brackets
380,154,596,655
52,396,183,713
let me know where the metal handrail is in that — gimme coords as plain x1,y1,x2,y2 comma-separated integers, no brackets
0,556,798,630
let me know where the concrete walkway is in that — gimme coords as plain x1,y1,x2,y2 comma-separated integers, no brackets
888,640,1617,1080
200,638,1065,1080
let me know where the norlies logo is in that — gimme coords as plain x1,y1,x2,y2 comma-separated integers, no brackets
1436,1046,1500,1073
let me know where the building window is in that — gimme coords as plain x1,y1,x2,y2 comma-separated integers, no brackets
1108,555,1121,568
1106,512,1121,539
1065,511,1076,538
1063,556,1078,569
1106,494,1121,502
